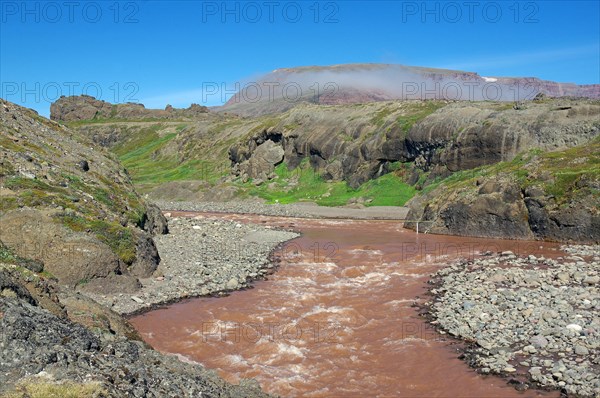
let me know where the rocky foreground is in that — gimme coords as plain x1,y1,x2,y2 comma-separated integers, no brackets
0,212,299,397
85,215,299,315
425,245,600,397
0,296,269,398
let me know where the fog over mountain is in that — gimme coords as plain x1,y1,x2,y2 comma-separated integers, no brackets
217,63,600,116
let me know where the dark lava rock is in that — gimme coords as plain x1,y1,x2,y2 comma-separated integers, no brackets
78,160,90,172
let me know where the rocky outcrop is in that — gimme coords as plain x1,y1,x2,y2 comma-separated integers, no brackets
1,99,273,397
235,139,284,182
57,94,600,195
218,63,600,116
0,210,132,290
141,203,169,235
405,139,600,243
0,295,269,398
50,95,208,122
229,99,600,188
0,99,167,294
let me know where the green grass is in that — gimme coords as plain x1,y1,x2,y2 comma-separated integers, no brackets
0,134,49,156
113,125,168,158
370,107,394,127
2,174,144,225
240,160,416,207
0,244,18,264
420,138,600,207
0,197,18,213
1,381,104,398
65,117,188,128
0,135,25,153
58,213,136,264
0,243,45,274
0,160,16,177
112,125,229,185
392,101,446,135
4,177,64,193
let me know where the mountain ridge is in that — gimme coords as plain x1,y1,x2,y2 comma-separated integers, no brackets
216,63,600,116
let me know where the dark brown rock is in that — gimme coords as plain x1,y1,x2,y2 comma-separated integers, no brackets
50,95,209,122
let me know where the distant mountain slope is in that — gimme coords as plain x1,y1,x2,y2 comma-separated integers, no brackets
216,63,600,116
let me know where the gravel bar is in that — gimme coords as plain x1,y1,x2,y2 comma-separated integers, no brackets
85,215,299,315
425,245,600,397
154,200,410,220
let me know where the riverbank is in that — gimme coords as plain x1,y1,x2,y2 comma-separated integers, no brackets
84,214,299,316
154,200,410,220
1,210,297,398
424,245,600,397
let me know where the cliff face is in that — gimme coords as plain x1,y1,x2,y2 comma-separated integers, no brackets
404,138,600,243
229,98,600,188
0,99,167,293
218,64,600,116
50,95,208,122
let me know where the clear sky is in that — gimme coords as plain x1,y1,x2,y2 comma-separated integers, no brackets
1,0,599,116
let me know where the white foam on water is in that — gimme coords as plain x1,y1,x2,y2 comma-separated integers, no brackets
319,262,339,271
389,272,428,278
349,248,384,256
304,305,349,316
280,276,317,286
385,298,414,305
276,342,306,359
304,387,330,397
292,261,339,272
223,354,249,366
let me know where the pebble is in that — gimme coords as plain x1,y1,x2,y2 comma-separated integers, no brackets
566,324,583,332
574,345,589,355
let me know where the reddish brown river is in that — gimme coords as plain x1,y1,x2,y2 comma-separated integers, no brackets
131,212,562,397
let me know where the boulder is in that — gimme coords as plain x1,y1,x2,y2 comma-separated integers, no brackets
238,140,284,179
142,203,169,235
0,210,136,290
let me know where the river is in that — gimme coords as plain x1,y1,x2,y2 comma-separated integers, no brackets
130,213,562,397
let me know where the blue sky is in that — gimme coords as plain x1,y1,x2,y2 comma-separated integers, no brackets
1,0,599,116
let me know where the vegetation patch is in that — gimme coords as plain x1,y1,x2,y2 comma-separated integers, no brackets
419,137,600,207
0,197,18,213
1,381,105,398
0,242,45,273
111,124,233,187
391,101,446,135
238,159,416,206
58,213,136,264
